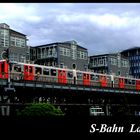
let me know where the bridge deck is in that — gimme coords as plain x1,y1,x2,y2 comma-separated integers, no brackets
0,79,140,95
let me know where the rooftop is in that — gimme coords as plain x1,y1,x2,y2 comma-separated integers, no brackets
32,41,87,50
121,47,140,53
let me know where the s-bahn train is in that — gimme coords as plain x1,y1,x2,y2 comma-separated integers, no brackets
0,59,140,90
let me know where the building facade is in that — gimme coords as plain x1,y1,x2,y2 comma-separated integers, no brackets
30,40,88,71
121,47,140,78
88,53,130,77
0,23,29,62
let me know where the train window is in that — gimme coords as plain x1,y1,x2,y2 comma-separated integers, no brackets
90,74,95,80
95,75,99,81
128,80,132,84
132,80,135,85
67,71,73,78
51,69,57,76
35,67,42,74
77,72,82,79
43,68,49,75
107,76,111,80
14,65,21,72
125,79,128,84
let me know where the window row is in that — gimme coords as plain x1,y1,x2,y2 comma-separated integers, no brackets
10,36,26,47
9,53,26,62
77,51,87,60
59,47,87,60
129,55,140,60
60,47,71,57
131,62,140,67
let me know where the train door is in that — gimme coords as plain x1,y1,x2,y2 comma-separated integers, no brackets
136,80,140,90
83,73,90,86
58,70,66,84
24,65,34,80
118,78,124,88
63,70,66,84
0,61,8,79
28,66,34,80
99,75,107,87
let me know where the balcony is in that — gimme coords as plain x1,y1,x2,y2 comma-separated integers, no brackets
37,54,58,59
92,63,107,67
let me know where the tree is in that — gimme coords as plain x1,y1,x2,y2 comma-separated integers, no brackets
16,103,64,117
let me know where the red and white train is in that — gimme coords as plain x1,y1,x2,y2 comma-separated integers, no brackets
0,59,140,90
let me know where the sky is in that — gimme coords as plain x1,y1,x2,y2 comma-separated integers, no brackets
0,3,140,55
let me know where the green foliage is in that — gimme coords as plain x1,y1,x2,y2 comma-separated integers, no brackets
16,103,64,117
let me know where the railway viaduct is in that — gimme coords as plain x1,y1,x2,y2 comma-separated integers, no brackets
0,78,140,116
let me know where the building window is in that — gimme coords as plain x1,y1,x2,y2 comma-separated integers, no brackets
77,51,80,59
60,63,64,68
21,38,25,47
60,47,64,55
60,47,70,57
110,58,117,65
0,29,9,47
52,48,57,56
16,38,20,47
64,48,66,56
84,52,87,60
118,70,121,76
71,44,77,60
11,36,15,46
66,49,70,56
121,60,128,67
80,52,84,59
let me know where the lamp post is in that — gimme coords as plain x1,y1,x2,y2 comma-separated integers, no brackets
1,47,15,116
4,47,15,92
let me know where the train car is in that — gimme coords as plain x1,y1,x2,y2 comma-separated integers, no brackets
113,75,140,90
76,70,112,88
0,60,8,79
10,62,34,81
114,76,124,89
90,72,110,87
76,70,91,86
1,59,140,91
9,61,75,85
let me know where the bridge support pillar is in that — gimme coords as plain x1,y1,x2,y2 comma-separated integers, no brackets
105,104,111,116
0,95,10,116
